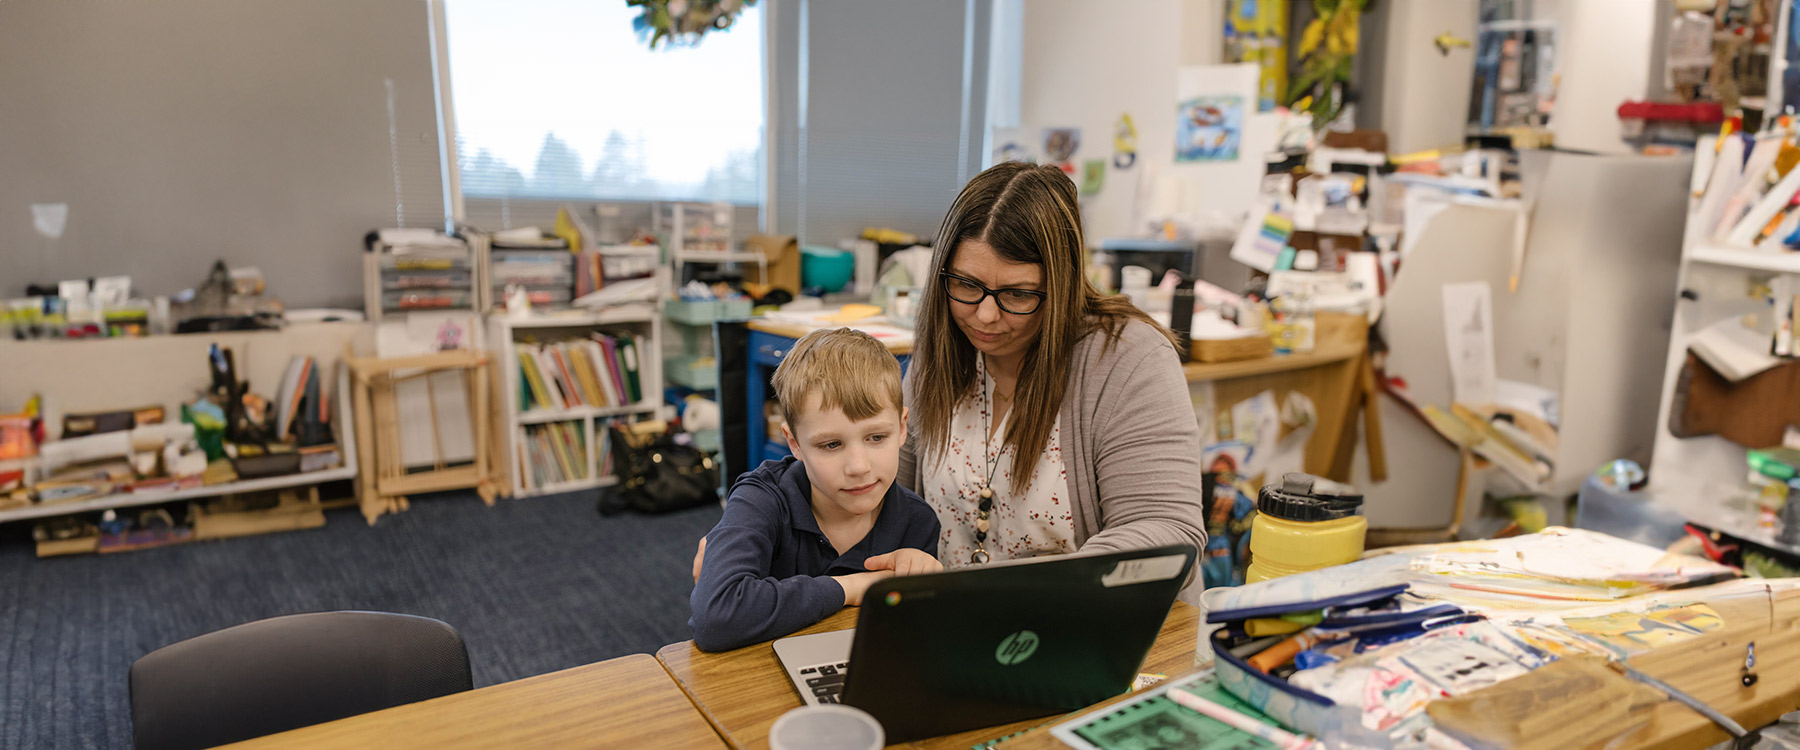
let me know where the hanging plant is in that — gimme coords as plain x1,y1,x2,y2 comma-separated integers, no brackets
1287,0,1366,130
628,0,758,50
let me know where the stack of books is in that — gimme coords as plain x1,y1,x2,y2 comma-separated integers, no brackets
520,422,587,490
515,332,647,413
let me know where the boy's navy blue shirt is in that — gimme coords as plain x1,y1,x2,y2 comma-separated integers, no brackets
689,457,939,652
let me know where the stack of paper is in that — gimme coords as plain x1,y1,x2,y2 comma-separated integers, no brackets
1391,528,1737,608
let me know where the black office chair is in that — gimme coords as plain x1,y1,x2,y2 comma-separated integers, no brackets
129,610,473,750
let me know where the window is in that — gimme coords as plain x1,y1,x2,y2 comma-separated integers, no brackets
443,0,764,205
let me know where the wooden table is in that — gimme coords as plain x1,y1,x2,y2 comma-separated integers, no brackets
739,318,914,468
994,581,1800,750
745,319,913,355
656,601,1200,750
222,653,727,749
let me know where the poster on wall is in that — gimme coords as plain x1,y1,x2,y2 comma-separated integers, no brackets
990,127,1037,165
1176,95,1244,162
1079,159,1106,195
1042,128,1081,174
1112,113,1138,169
1224,0,1288,111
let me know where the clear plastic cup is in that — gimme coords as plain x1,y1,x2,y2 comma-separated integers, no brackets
769,704,884,750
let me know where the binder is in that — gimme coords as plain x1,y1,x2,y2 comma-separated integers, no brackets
621,337,643,404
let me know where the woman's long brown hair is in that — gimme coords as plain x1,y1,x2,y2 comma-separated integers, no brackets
913,162,1173,489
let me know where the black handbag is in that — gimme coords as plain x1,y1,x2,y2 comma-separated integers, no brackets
598,425,719,516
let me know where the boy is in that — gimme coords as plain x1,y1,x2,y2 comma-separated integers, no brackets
689,328,942,652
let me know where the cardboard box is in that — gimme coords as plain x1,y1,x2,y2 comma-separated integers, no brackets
744,234,801,294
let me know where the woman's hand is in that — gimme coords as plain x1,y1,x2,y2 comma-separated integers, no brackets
692,536,707,583
832,570,896,606
865,548,944,577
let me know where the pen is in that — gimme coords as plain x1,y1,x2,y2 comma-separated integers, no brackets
1166,689,1315,750
1353,613,1483,653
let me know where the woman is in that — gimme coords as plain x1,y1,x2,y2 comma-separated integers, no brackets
693,163,1206,583
899,161,1206,566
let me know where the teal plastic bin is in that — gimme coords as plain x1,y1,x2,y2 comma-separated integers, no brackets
801,246,855,293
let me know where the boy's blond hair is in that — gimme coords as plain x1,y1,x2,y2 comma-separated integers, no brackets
772,328,903,430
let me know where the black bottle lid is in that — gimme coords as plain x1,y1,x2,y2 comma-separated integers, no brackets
1257,473,1364,522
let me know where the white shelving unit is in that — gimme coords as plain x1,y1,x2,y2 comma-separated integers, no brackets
491,305,664,498
656,202,764,284
672,250,766,285
0,364,359,525
1648,147,1800,539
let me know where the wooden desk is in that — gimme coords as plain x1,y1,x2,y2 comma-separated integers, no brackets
223,653,727,749
740,319,914,468
656,602,1199,750
994,582,1800,750
1184,311,1381,483
745,319,914,355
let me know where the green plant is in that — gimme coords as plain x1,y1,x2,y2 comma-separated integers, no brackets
628,0,759,50
1288,0,1367,128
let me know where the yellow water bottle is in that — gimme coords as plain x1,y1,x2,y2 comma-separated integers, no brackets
1245,473,1367,583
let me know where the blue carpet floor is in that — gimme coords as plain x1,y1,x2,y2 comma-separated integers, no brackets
0,490,723,749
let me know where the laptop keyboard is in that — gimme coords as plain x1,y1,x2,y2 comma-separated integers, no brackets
798,660,850,704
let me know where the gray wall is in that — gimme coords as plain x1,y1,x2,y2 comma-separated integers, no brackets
0,0,445,309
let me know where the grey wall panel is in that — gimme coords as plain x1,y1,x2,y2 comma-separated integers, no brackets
0,0,444,308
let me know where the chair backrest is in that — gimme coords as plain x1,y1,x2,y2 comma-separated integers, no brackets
129,610,473,750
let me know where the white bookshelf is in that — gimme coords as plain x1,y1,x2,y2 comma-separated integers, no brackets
656,202,765,283
490,305,664,498
1648,142,1800,533
0,364,358,525
1688,243,1800,275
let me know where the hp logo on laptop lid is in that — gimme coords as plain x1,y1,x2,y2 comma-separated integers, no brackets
995,630,1039,666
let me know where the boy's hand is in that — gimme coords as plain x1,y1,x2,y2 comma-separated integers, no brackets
865,549,944,577
692,537,707,583
831,570,895,606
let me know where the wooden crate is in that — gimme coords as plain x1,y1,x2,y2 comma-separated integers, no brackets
36,535,99,558
192,487,325,541
1191,333,1274,363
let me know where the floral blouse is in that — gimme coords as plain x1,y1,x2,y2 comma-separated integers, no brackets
921,362,1075,566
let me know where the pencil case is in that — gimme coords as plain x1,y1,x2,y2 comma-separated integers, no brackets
1200,551,1490,746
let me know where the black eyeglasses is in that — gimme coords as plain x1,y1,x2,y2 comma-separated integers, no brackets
939,272,1046,315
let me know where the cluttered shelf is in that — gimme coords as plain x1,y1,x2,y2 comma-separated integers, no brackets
1182,339,1362,381
517,402,657,425
0,464,353,525
1645,478,1800,560
1688,243,1800,274
0,361,356,542
498,304,657,328
674,250,766,265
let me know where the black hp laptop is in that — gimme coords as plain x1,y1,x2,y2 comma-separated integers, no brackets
772,544,1196,743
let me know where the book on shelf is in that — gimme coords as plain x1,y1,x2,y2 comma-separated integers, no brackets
620,337,642,403
514,332,648,414
596,417,626,478
520,422,588,488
